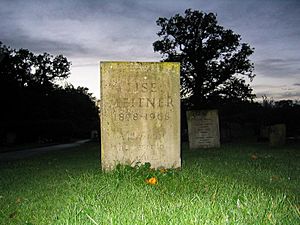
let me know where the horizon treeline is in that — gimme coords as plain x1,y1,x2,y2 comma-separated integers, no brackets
0,42,99,146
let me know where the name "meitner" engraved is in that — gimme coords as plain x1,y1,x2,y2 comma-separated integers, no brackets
110,95,174,108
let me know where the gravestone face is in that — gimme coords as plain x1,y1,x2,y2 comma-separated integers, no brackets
260,126,270,139
100,62,181,170
186,110,220,149
269,124,286,146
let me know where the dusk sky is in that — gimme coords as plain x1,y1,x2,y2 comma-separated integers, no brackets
1,0,299,101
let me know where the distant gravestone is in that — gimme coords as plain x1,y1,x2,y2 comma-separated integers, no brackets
186,110,220,149
269,124,286,146
100,62,181,170
90,130,98,140
260,126,270,140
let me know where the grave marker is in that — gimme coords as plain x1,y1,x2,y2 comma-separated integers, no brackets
269,124,286,146
100,62,181,170
187,110,220,149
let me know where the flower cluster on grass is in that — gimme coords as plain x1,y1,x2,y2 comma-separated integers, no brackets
143,164,180,186
113,162,180,187
145,177,158,185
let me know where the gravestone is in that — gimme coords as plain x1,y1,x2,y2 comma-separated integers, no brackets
269,124,286,146
260,126,270,140
186,110,220,149
90,130,98,140
100,62,181,170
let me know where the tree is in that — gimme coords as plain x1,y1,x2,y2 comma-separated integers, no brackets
153,9,255,107
0,42,99,145
0,42,70,90
0,42,71,120
49,84,100,138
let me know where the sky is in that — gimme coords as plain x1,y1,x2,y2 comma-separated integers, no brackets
1,0,300,101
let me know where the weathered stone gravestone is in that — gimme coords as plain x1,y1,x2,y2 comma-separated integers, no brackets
269,124,286,146
100,62,181,170
186,110,220,149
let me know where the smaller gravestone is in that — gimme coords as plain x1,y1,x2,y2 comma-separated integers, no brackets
269,124,286,146
257,125,270,142
260,126,270,139
186,110,220,149
90,130,98,140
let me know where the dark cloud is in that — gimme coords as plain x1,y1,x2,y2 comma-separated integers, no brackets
2,37,89,57
255,58,300,78
294,83,300,86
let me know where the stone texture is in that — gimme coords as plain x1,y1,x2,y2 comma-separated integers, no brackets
100,62,181,170
186,110,220,149
269,124,286,146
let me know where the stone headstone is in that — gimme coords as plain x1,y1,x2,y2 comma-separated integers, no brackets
186,110,220,149
100,62,181,170
260,126,270,139
269,124,286,146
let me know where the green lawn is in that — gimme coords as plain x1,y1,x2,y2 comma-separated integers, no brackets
0,142,299,224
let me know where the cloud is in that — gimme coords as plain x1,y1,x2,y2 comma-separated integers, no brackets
71,63,99,68
294,83,300,86
254,83,300,100
2,37,90,57
253,84,287,89
255,58,300,78
280,91,300,99
255,90,300,101
2,0,300,62
1,0,300,100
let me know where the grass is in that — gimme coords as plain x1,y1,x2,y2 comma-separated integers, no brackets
0,142,299,224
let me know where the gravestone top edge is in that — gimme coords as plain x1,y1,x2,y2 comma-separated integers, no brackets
100,61,180,65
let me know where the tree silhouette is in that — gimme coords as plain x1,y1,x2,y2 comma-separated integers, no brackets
0,42,70,90
0,42,98,145
153,9,255,108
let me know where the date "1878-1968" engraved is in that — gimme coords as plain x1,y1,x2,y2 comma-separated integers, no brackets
113,112,170,121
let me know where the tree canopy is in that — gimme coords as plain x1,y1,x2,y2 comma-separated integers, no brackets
0,42,70,90
0,42,99,145
153,9,256,108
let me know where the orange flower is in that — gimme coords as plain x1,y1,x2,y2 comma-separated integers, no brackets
146,177,158,185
